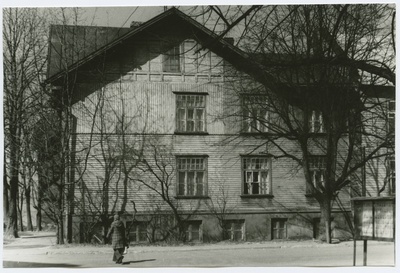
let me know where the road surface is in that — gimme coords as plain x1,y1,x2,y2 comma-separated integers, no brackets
2,232,395,268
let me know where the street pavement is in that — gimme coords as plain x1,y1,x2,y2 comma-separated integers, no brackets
2,231,396,268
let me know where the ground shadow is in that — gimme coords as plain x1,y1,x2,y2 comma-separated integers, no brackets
3,261,79,268
122,259,156,265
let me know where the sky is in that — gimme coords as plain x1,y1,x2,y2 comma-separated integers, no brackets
78,6,165,27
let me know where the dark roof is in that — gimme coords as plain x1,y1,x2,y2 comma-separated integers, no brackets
46,7,394,101
46,8,253,85
48,25,131,78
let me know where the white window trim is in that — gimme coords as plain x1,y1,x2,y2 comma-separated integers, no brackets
223,220,245,241
271,218,288,239
242,157,272,195
176,94,207,133
183,221,202,242
177,156,208,197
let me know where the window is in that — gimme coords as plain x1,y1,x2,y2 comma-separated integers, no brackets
176,94,206,133
306,156,326,195
312,218,321,240
177,157,207,197
163,45,180,72
182,221,202,242
309,110,324,133
388,157,395,195
388,100,395,133
242,157,272,195
271,218,287,239
242,96,269,133
223,220,245,241
126,221,148,243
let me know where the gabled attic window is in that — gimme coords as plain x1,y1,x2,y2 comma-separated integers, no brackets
163,45,181,73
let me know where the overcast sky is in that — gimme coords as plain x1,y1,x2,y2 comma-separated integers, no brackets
78,6,164,27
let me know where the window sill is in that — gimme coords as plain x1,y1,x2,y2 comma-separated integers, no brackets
174,131,209,135
175,196,210,200
240,194,274,199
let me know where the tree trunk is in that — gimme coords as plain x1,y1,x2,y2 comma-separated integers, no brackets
56,218,65,244
36,208,42,232
7,174,19,238
25,185,34,231
18,191,24,231
36,173,43,231
320,198,332,244
57,191,65,244
3,159,10,226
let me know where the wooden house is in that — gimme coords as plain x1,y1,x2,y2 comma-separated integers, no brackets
45,8,394,243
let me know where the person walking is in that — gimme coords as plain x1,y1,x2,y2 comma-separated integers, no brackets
107,214,128,264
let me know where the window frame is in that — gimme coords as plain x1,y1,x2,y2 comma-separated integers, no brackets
271,218,287,240
126,221,148,243
175,93,207,134
182,220,203,242
222,219,245,241
241,156,273,197
241,95,270,134
163,44,181,73
388,100,395,133
176,155,208,198
387,157,395,195
306,156,327,196
309,110,325,133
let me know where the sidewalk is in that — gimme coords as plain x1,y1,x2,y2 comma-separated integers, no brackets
3,232,395,267
4,231,392,256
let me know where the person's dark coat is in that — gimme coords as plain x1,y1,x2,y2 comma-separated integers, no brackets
107,219,126,249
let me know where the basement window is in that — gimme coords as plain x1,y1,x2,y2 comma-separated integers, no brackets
271,218,287,239
126,221,148,243
182,220,202,242
223,220,245,241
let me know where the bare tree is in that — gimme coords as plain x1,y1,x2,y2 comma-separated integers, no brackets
131,137,202,242
205,178,238,241
3,8,49,237
211,5,395,243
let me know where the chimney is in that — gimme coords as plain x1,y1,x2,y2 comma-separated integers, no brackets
130,21,142,28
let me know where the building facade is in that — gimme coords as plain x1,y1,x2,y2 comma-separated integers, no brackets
46,8,394,244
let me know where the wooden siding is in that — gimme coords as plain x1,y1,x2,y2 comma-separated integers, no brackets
67,38,393,218
72,134,352,215
71,39,227,135
362,97,394,197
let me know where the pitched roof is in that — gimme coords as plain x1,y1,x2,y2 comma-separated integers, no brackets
46,7,394,100
48,25,131,78
46,8,256,84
